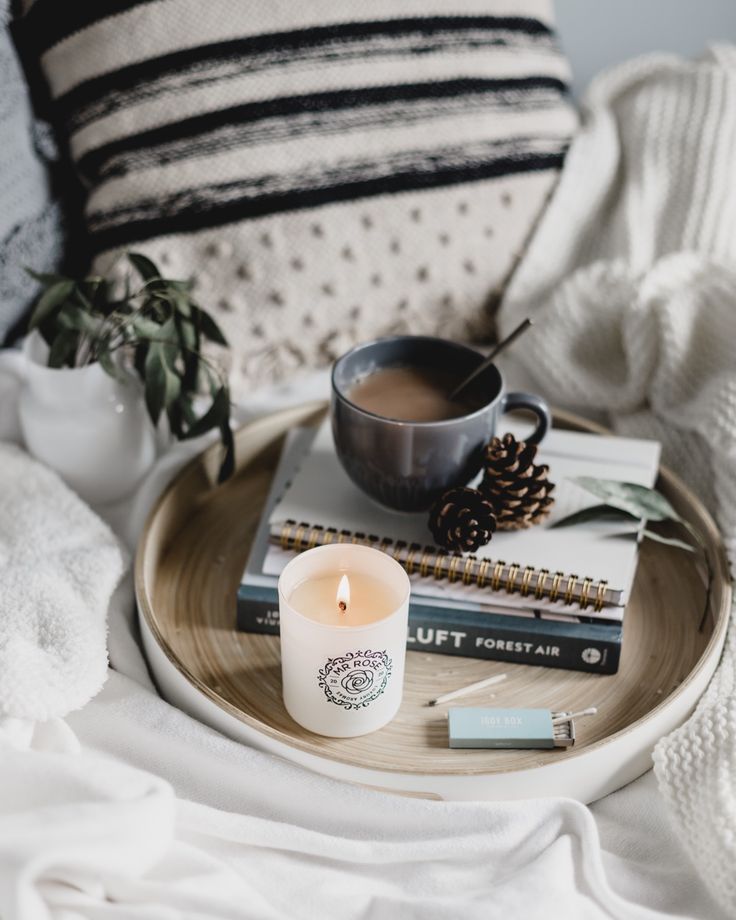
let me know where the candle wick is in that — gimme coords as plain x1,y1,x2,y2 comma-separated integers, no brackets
338,601,347,612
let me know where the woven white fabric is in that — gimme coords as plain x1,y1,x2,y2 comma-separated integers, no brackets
499,46,736,913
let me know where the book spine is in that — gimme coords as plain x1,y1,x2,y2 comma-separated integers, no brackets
237,588,621,675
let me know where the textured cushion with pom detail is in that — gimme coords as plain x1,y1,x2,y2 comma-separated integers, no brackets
21,0,576,394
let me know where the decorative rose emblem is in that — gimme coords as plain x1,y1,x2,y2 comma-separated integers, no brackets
318,650,392,709
340,669,374,695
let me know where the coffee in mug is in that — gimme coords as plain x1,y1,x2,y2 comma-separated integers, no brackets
331,336,551,512
347,367,481,422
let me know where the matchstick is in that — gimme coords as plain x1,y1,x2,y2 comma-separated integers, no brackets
427,673,508,707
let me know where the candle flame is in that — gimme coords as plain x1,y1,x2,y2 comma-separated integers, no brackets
336,574,350,612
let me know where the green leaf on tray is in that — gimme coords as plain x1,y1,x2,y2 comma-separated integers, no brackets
573,477,682,523
550,503,640,528
641,529,697,553
558,477,710,630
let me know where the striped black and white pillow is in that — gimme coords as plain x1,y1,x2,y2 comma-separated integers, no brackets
22,0,576,393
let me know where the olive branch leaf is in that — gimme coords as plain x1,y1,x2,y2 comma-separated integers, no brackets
25,252,234,482
553,476,712,630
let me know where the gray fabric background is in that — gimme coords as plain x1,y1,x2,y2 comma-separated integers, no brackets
0,1,62,343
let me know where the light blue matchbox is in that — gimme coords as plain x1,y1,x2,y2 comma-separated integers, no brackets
448,707,574,749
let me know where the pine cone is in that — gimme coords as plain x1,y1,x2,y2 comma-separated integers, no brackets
428,486,497,553
480,433,555,530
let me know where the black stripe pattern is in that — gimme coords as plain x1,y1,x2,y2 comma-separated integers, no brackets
87,136,568,252
56,17,558,136
22,0,157,58
78,77,568,185
26,6,574,246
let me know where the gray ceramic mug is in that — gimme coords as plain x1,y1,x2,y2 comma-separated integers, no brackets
331,336,550,512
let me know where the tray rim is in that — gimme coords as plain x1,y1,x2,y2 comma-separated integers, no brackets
135,401,732,779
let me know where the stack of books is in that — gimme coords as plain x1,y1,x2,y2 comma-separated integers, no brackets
237,420,660,674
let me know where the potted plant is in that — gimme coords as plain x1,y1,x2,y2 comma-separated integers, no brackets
19,253,234,503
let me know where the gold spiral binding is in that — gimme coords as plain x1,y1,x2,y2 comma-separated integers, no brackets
419,548,432,578
491,561,505,592
506,563,520,594
448,555,461,583
564,574,579,606
273,522,613,613
294,523,307,551
433,551,446,581
520,566,535,597
579,577,593,610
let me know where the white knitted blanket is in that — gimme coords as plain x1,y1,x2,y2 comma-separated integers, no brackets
499,46,736,912
0,443,126,737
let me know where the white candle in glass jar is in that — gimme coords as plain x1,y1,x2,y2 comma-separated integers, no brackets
278,544,410,737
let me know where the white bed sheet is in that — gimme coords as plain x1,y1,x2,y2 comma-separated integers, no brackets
0,356,724,919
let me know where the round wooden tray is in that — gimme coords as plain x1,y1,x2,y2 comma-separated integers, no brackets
136,402,731,802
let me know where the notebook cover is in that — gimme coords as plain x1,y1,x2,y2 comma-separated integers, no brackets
263,420,660,612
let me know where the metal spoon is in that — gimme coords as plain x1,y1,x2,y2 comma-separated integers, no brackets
449,317,534,400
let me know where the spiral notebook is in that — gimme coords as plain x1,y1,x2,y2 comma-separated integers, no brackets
260,419,661,619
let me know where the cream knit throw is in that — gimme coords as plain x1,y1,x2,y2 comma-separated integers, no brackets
499,46,736,912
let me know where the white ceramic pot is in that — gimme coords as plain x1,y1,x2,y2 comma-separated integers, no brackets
18,331,157,504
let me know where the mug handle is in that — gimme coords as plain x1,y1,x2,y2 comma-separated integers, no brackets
500,392,551,446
